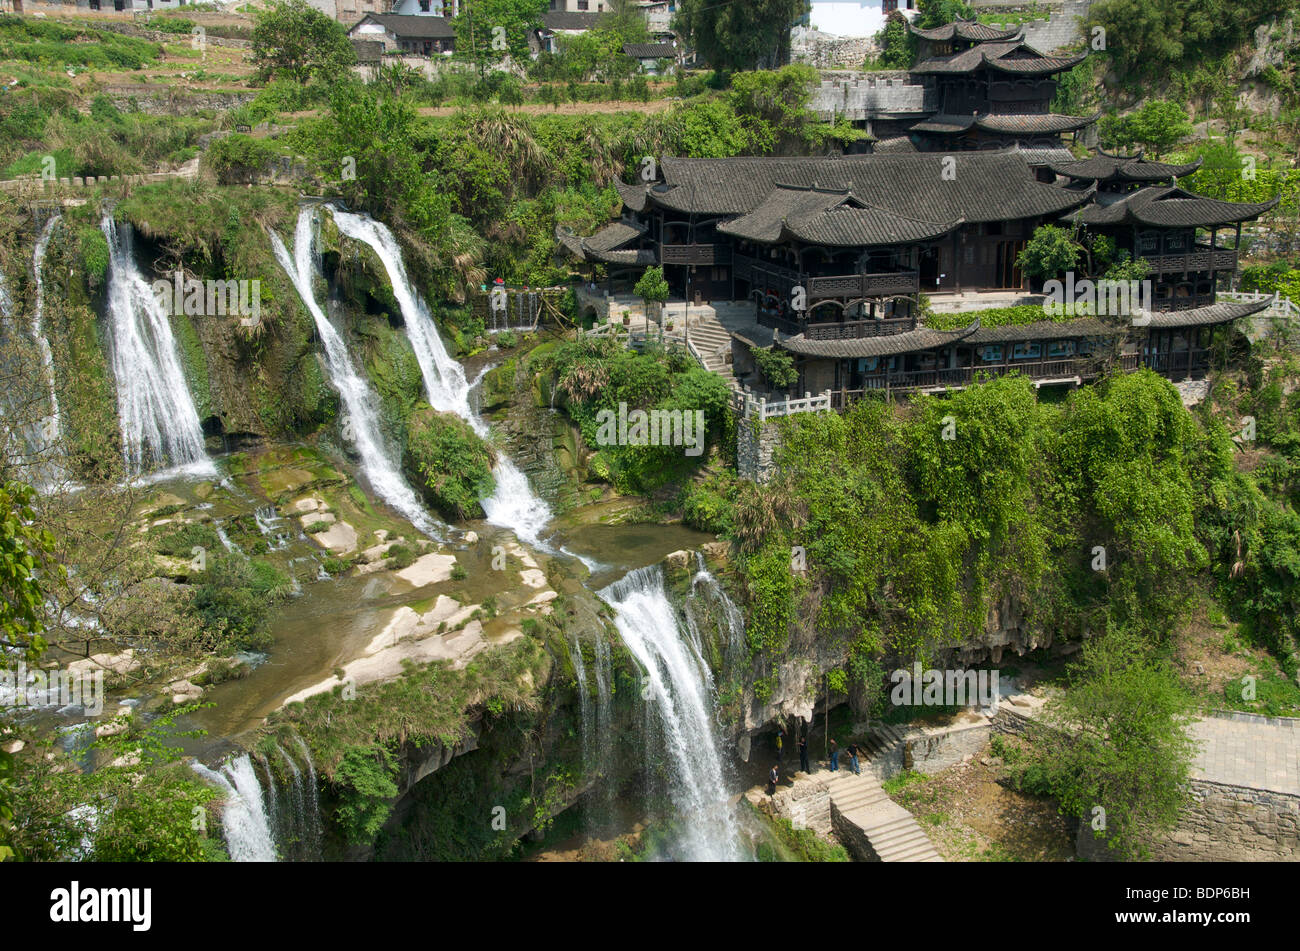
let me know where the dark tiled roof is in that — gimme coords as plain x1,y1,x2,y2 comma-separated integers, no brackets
614,178,649,212
542,11,601,30
909,18,1020,42
1143,299,1271,327
912,40,1085,76
778,321,980,358
910,114,976,134
717,185,960,247
582,221,645,253
975,112,1098,134
1049,149,1203,183
1070,185,1279,228
1009,145,1076,167
872,136,917,154
354,14,454,39
623,42,676,58
556,223,654,265
634,151,1094,225
966,318,1116,343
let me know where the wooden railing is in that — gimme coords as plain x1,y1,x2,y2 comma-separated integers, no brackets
1142,247,1237,275
661,243,731,265
808,270,920,299
804,316,917,340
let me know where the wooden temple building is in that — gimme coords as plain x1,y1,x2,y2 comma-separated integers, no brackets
559,22,1277,400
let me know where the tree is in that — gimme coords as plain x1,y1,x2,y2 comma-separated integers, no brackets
872,12,916,70
1017,224,1082,281
915,0,974,29
251,0,356,83
1031,628,1198,859
635,265,670,327
1124,99,1194,158
455,0,548,75
675,0,809,71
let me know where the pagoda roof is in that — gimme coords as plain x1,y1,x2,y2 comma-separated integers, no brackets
966,317,1115,343
1049,149,1203,183
1143,299,1271,327
908,18,1020,43
717,184,961,247
623,150,1093,227
911,112,1097,135
778,321,980,358
912,40,1086,76
1068,185,1279,228
556,222,655,265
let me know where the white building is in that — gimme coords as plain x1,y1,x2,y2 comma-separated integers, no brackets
807,0,917,38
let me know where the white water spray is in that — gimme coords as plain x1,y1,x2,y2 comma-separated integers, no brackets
601,565,743,862
271,208,441,539
191,755,276,862
102,216,213,478
329,210,552,547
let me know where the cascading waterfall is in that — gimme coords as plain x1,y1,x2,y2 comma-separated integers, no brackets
271,208,441,539
571,639,593,771
102,216,213,478
191,755,276,862
192,742,322,862
601,565,744,862
688,552,747,676
31,215,62,455
0,267,10,318
329,210,553,548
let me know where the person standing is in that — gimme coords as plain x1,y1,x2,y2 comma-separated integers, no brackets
768,764,779,796
829,739,839,772
775,728,784,764
798,733,809,774
848,741,861,775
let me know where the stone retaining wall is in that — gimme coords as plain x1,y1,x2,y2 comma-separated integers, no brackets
904,719,991,774
737,415,781,483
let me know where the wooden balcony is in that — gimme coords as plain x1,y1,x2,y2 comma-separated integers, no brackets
1153,294,1217,312
1142,246,1237,275
805,316,917,340
661,243,731,266
808,270,920,299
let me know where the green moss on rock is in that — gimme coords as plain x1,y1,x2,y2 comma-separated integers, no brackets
402,404,496,520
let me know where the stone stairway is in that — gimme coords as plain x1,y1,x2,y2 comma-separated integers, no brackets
820,767,944,862
663,305,738,389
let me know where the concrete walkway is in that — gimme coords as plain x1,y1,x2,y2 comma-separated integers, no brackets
1189,714,1300,794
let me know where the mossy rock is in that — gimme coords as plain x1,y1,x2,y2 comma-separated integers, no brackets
480,360,518,412
402,404,496,520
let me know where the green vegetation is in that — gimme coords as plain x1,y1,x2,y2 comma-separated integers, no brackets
0,16,161,70
403,405,497,519
191,554,292,651
1030,629,1198,860
749,344,799,390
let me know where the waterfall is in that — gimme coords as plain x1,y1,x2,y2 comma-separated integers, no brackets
329,210,552,548
270,208,441,540
191,755,276,862
688,552,747,676
192,741,322,862
601,566,743,861
102,216,213,478
0,268,10,319
571,639,593,772
31,216,62,456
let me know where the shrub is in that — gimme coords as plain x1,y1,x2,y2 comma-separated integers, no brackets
402,405,496,520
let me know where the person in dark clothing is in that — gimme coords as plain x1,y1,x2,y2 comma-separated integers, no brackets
798,734,809,774
768,764,779,796
848,742,861,775
829,739,838,772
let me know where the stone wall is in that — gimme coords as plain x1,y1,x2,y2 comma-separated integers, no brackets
792,29,879,70
751,774,834,836
737,415,782,483
969,0,1091,53
808,71,933,121
904,719,991,774
1077,780,1300,861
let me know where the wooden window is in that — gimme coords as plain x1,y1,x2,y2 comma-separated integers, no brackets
980,346,1003,362
1013,342,1042,360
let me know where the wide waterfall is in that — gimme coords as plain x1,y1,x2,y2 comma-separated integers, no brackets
102,216,213,478
191,742,323,862
601,565,744,862
329,210,553,548
271,208,442,539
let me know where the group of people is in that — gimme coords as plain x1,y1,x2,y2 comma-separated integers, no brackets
766,728,861,795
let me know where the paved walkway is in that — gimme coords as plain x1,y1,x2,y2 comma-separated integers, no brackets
1189,715,1300,793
